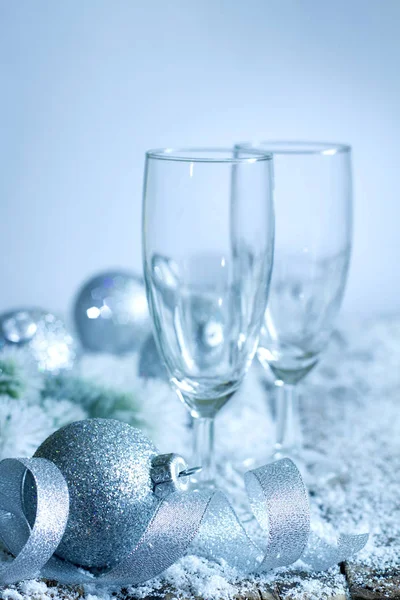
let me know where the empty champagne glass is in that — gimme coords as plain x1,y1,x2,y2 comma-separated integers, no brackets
236,142,352,463
142,148,274,487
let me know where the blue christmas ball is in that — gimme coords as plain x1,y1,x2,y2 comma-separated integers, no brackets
74,271,151,354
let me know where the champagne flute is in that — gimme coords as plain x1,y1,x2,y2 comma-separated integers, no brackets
142,147,274,487
236,141,352,463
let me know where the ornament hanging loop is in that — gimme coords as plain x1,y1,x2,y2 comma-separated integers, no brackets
151,453,200,498
178,466,202,478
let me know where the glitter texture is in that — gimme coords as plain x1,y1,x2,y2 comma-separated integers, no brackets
246,459,310,570
33,419,159,568
0,418,366,586
74,272,151,354
0,457,69,584
0,315,398,598
0,309,77,373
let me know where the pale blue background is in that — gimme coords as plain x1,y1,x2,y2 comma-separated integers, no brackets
0,0,399,317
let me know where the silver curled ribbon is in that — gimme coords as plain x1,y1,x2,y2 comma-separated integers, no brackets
0,457,368,585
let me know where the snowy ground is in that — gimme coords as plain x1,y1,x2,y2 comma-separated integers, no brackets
0,315,399,599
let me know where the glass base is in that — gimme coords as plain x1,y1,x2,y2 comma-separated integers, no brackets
270,444,350,486
230,444,350,489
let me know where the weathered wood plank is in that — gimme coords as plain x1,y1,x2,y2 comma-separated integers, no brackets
344,564,400,600
114,570,349,600
7,565,400,600
273,570,348,600
112,582,274,600
256,582,280,600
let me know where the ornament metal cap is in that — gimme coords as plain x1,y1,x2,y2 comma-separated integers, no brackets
150,453,201,498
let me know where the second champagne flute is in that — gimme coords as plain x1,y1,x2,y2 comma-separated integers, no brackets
236,141,353,467
142,148,274,487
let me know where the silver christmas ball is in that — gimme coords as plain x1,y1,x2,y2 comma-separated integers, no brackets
0,308,77,372
74,271,151,354
32,419,160,568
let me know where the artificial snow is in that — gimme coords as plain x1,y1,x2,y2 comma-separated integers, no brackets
0,315,399,599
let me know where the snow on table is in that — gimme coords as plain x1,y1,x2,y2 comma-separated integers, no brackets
1,315,399,600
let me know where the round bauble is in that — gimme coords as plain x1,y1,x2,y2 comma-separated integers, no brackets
0,308,77,373
138,334,168,380
74,271,151,354
31,419,159,568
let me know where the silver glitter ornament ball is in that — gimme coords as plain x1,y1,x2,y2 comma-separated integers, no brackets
32,419,160,568
0,308,77,372
74,271,151,354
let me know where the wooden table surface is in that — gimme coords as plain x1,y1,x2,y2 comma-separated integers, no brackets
31,564,400,600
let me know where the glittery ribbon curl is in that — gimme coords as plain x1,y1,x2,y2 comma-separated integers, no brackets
0,457,367,585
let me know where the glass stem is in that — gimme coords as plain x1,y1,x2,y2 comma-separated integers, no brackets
192,417,215,485
274,383,302,458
